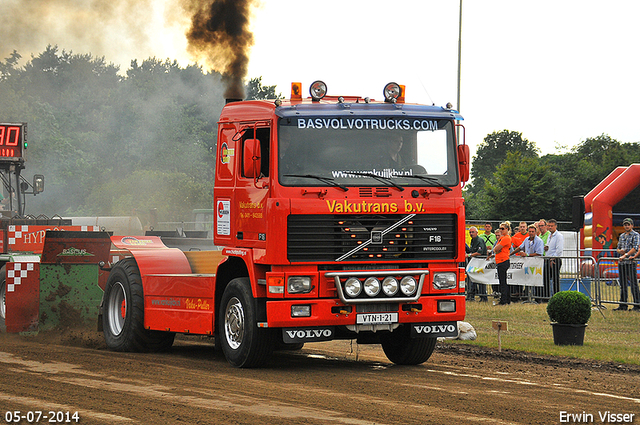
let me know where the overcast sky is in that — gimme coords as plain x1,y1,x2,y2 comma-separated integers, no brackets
2,0,639,159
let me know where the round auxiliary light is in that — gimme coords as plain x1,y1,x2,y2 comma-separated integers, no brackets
383,82,401,103
400,276,418,296
363,277,381,297
344,277,362,297
382,277,399,296
310,80,327,101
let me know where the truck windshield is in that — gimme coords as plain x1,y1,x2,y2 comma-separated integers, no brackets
278,116,457,188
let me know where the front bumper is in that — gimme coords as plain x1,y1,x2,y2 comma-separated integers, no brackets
266,294,465,328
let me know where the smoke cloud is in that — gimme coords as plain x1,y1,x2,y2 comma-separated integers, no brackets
1,0,257,100
0,0,156,68
183,0,256,100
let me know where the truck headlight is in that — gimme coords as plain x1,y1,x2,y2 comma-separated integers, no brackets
344,277,362,297
400,276,417,296
382,277,399,296
363,277,381,297
288,276,312,294
433,272,457,290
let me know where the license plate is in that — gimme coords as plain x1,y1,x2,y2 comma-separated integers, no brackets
356,312,398,325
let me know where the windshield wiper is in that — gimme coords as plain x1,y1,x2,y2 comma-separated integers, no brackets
284,174,349,191
402,174,452,191
348,171,404,192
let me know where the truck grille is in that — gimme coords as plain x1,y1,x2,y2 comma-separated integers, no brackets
287,213,457,262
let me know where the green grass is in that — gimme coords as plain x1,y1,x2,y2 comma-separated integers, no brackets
448,300,640,365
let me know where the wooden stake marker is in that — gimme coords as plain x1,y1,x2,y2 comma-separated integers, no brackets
492,321,509,352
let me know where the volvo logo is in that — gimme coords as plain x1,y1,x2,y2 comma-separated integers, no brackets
371,230,383,244
411,322,458,337
282,327,335,343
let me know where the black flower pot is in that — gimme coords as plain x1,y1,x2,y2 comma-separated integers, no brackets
551,323,587,346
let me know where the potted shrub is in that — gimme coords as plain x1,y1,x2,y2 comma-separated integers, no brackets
547,290,592,346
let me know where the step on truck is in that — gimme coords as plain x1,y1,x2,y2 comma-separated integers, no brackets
101,82,470,367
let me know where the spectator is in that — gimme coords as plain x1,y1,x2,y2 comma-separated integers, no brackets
511,224,544,257
488,222,512,305
466,226,488,302
511,224,544,300
480,222,497,253
538,219,552,297
546,219,565,295
511,221,528,255
614,218,640,311
503,221,512,236
538,219,551,252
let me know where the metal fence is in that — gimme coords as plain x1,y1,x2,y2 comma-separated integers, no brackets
591,250,640,310
466,252,640,309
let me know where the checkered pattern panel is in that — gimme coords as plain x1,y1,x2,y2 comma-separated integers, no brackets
6,262,35,293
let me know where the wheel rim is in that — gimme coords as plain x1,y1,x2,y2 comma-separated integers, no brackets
0,281,6,320
224,296,245,350
106,282,127,336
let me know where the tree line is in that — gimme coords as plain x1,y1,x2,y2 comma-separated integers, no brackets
2,46,637,225
0,46,277,222
464,130,640,226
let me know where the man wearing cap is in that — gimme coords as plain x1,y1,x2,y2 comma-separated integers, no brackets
615,218,640,311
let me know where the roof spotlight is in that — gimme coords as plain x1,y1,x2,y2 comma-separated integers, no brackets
383,82,402,103
310,80,327,101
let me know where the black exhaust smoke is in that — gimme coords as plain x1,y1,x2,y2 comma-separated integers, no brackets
184,0,255,100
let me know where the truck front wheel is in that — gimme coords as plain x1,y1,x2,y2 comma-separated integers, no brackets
380,325,437,365
219,277,272,367
102,259,174,352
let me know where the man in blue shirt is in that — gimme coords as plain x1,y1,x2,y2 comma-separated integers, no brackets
511,224,544,257
615,218,640,311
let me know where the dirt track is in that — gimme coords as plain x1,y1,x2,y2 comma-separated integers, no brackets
0,332,639,424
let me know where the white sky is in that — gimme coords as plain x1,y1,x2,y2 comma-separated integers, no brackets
3,0,640,159
244,0,640,159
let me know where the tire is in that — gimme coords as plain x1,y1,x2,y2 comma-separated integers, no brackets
380,325,437,365
102,259,174,352
218,277,273,367
0,266,6,333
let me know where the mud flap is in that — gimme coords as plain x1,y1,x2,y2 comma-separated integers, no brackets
410,322,458,338
282,327,335,343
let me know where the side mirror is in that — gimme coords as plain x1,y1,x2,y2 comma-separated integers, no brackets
457,144,470,183
243,139,262,178
34,174,45,194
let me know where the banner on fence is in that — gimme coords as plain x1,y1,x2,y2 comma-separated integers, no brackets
466,257,544,287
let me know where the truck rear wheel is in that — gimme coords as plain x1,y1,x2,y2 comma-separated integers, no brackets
102,259,174,352
218,277,272,368
380,325,437,365
0,266,6,333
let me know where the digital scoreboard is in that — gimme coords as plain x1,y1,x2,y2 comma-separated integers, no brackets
0,122,25,159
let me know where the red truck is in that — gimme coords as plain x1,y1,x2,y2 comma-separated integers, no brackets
100,82,470,367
